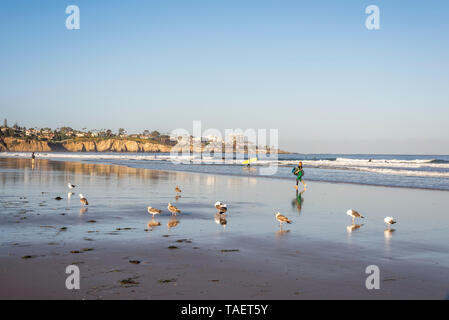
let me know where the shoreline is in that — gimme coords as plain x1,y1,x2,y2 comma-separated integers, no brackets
1,154,448,192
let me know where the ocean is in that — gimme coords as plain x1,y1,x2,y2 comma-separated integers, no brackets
1,152,449,191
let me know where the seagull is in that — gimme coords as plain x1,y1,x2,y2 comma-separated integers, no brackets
168,202,181,215
275,212,292,228
79,194,88,206
67,192,75,198
347,209,364,222
175,186,182,193
68,183,75,189
384,216,397,227
215,201,227,214
147,206,162,218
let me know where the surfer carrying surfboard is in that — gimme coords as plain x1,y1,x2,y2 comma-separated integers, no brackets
292,161,306,191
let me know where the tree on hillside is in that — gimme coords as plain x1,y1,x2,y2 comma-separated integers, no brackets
150,130,160,139
118,128,126,136
3,118,7,128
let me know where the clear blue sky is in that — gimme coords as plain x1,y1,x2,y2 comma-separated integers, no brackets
1,0,448,153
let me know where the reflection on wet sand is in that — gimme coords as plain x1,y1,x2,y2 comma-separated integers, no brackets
167,215,180,229
275,228,290,238
346,223,364,233
214,213,227,229
147,218,161,230
291,189,305,215
242,167,257,174
384,228,396,238
79,207,88,215
0,157,182,187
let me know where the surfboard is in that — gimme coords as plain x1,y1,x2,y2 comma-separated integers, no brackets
242,157,258,165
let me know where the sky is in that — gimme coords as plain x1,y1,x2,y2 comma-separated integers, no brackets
0,0,448,154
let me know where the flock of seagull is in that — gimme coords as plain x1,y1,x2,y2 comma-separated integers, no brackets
67,182,397,231
346,209,397,229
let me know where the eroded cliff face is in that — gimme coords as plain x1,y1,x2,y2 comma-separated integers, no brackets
0,137,172,153
0,137,53,152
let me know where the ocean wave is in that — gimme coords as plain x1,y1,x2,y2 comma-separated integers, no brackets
2,152,449,174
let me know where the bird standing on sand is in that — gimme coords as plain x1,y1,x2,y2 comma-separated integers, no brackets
347,209,364,222
175,186,182,193
79,194,88,206
168,202,181,215
275,212,292,228
215,201,227,214
68,183,75,189
384,216,397,227
147,206,162,218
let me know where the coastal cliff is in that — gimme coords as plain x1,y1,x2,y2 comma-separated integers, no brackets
0,137,290,154
0,137,172,153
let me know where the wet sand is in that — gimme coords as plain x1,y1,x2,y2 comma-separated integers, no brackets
0,157,448,299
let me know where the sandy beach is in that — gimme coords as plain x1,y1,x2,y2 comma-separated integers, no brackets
1,157,448,299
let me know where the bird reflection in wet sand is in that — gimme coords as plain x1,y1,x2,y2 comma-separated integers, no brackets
147,218,161,230
79,207,88,215
167,215,180,229
214,213,227,229
346,223,364,233
68,192,75,199
175,194,181,201
275,228,290,238
242,166,257,173
384,228,396,238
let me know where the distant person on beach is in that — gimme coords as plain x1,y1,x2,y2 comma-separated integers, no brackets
31,152,35,160
292,161,306,190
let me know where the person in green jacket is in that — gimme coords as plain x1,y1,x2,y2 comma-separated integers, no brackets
292,161,306,191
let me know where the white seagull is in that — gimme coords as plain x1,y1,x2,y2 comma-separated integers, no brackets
168,202,181,215
79,194,88,206
384,216,397,227
346,209,364,222
147,206,162,218
275,212,292,228
215,201,227,214
68,183,75,189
